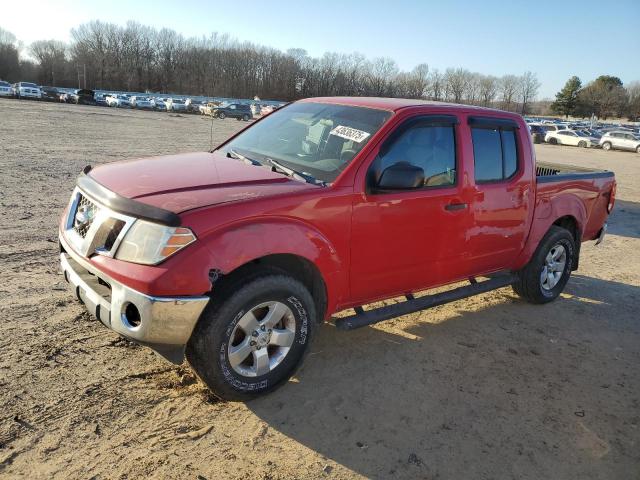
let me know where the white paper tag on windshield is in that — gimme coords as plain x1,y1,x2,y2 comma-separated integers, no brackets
329,125,370,143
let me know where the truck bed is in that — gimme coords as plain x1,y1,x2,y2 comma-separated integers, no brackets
536,162,615,183
535,162,615,242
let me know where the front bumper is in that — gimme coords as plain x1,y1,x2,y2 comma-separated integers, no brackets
60,236,209,363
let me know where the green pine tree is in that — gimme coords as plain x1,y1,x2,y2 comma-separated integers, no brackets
551,76,582,118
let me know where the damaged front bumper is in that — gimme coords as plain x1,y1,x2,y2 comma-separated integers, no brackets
59,235,209,364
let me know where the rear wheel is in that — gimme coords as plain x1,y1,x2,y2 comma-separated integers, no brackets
218,111,226,119
602,142,612,151
186,274,317,401
242,114,250,121
578,140,587,148
512,225,575,304
636,145,640,154
549,137,558,145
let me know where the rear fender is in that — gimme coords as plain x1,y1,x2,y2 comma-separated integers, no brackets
202,217,346,316
515,192,586,270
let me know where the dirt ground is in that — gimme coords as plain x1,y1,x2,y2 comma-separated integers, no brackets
0,100,638,480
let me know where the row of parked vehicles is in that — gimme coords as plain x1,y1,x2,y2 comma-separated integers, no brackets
1,80,284,121
526,119,640,154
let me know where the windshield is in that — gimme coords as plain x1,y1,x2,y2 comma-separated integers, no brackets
221,102,392,183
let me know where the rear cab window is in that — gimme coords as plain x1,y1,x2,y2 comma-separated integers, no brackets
469,116,520,183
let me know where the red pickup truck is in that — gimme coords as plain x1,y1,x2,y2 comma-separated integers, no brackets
59,97,615,400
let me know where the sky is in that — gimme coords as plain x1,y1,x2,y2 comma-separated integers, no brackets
3,0,639,98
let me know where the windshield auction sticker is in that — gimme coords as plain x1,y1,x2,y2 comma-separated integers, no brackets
329,125,371,143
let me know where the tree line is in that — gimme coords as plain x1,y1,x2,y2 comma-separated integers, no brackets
1,22,542,112
551,75,639,120
1,21,636,119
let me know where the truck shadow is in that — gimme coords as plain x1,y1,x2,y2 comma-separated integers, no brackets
247,275,639,479
607,199,640,239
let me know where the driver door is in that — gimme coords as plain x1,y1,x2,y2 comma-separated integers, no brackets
349,115,471,304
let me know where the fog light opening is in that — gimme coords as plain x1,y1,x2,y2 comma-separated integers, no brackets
123,302,141,328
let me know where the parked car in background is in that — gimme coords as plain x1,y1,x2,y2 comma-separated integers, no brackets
0,80,13,97
13,82,41,99
581,129,602,139
150,97,167,111
528,124,546,144
260,104,276,116
600,131,640,153
199,101,221,116
95,93,110,107
69,89,97,106
106,94,131,108
40,86,60,102
130,96,154,110
540,124,569,134
213,102,252,120
545,130,600,148
166,98,188,112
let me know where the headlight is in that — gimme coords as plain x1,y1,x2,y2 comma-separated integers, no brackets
115,220,196,265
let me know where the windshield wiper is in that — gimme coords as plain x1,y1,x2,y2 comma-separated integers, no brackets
227,149,262,166
266,157,326,186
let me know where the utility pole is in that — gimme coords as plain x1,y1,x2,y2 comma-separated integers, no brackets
77,64,87,89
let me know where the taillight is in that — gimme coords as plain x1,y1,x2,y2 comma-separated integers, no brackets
607,183,616,213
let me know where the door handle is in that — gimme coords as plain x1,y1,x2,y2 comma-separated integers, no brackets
445,203,468,211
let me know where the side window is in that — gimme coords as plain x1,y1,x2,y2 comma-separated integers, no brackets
471,127,519,183
373,124,457,189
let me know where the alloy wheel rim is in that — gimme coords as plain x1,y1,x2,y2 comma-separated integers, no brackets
540,244,567,290
227,301,296,377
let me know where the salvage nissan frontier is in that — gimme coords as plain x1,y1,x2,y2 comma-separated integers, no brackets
59,97,616,400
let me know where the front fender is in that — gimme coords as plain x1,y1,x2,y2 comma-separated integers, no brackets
202,217,347,314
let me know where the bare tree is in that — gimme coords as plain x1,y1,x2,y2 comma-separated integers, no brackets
499,74,519,111
519,71,540,114
478,75,498,106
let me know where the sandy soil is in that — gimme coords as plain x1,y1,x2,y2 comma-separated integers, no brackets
0,100,638,480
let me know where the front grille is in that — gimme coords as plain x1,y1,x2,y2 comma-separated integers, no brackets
73,194,99,238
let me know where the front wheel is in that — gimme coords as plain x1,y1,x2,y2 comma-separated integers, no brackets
512,225,575,304
187,274,317,401
578,141,587,148
218,111,226,119
602,142,612,151
636,145,640,154
548,137,558,145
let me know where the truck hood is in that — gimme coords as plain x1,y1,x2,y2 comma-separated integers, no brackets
88,151,317,213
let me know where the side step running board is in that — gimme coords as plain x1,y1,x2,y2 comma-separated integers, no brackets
335,273,518,331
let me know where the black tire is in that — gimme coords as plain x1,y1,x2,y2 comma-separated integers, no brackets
218,111,226,119
242,114,250,121
512,225,575,304
602,141,612,151
186,274,317,401
636,145,640,154
578,141,587,148
549,137,558,145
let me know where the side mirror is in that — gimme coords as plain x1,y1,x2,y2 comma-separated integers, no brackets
377,162,424,190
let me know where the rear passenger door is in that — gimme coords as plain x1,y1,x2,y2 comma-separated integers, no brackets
466,116,533,273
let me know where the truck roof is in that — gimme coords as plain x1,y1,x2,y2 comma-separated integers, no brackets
299,96,509,115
